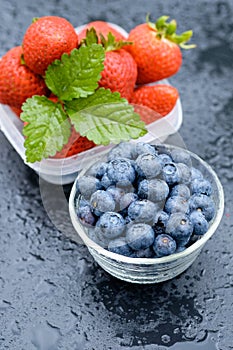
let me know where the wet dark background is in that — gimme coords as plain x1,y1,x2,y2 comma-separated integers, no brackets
0,0,233,349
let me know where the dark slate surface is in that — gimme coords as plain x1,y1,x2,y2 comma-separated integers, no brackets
0,0,232,349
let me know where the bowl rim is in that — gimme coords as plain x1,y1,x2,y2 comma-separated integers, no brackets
68,144,225,265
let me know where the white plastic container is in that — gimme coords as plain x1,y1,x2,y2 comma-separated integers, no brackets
0,23,183,185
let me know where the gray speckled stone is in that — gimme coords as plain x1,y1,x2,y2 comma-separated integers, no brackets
0,0,232,349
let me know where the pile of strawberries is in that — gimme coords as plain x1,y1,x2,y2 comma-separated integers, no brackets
0,15,193,158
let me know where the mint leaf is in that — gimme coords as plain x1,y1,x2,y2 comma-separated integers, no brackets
65,88,147,145
45,45,105,101
21,96,71,163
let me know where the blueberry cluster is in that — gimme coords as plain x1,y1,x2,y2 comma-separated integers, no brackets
75,142,216,258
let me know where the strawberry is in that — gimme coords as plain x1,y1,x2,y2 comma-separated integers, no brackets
82,29,137,100
22,16,78,76
53,126,95,158
0,46,49,109
78,20,126,43
130,84,179,123
127,16,195,84
99,48,137,100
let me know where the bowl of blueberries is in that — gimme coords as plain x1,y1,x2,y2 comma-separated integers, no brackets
69,141,224,284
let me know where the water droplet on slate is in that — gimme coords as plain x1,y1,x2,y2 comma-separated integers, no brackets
30,322,60,350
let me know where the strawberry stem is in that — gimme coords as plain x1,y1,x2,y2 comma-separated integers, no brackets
20,53,26,65
81,27,133,52
147,15,196,49
32,17,39,23
100,32,133,52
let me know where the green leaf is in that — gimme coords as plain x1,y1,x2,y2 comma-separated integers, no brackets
21,96,71,163
45,45,105,101
65,88,147,145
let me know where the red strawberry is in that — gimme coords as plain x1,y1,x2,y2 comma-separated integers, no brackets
0,46,49,109
53,126,95,158
130,84,179,123
23,16,78,76
78,20,126,43
127,16,195,84
99,48,137,100
81,30,137,100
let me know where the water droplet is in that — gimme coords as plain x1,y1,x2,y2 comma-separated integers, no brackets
168,333,217,349
11,320,21,336
30,322,60,350
0,300,11,311
35,280,52,298
161,334,171,344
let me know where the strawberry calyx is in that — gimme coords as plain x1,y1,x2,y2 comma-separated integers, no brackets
20,53,26,65
100,32,133,52
146,14,196,49
32,17,39,23
81,27,133,52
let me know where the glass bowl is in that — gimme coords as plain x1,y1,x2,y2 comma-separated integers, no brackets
68,144,224,284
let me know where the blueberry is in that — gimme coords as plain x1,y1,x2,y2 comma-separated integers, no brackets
124,215,134,225
170,148,191,166
162,162,180,186
87,161,108,179
153,211,170,235
76,175,102,199
107,142,136,161
154,144,172,157
191,178,212,196
98,212,125,238
107,158,136,187
138,178,169,203
170,184,191,200
189,210,209,235
126,223,155,250
189,194,215,221
165,196,189,214
106,186,125,207
90,190,115,214
153,234,177,257
191,167,204,181
108,237,133,257
134,247,155,258
175,246,186,253
88,226,110,248
128,199,159,223
158,153,173,166
77,198,96,227
136,153,162,179
119,192,138,211
100,173,114,189
134,142,157,158
166,213,194,246
176,163,191,185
